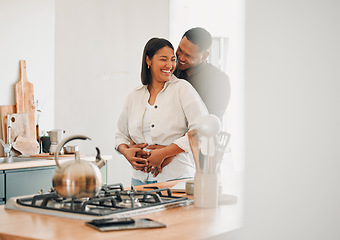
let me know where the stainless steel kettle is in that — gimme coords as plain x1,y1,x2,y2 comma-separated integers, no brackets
52,135,106,198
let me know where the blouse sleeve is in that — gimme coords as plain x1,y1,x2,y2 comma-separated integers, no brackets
114,94,132,151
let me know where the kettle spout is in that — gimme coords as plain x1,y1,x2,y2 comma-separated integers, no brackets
95,147,106,169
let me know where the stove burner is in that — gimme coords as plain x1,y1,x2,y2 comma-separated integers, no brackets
117,198,142,208
12,183,190,218
61,199,89,211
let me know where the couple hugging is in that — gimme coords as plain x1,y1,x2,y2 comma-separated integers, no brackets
115,27,230,186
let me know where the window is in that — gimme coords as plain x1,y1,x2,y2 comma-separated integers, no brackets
208,37,229,72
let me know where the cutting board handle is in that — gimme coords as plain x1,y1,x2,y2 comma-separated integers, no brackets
15,60,36,139
19,60,28,83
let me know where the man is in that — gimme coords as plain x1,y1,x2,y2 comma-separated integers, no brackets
174,27,230,122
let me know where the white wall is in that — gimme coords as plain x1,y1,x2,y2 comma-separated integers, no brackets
54,0,170,186
244,0,340,239
0,0,55,154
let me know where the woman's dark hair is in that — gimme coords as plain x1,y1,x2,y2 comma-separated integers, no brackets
141,37,174,85
182,27,212,52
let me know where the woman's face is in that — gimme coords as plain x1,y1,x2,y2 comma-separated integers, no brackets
147,46,176,84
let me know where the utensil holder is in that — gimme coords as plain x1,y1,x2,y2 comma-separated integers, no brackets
194,172,218,208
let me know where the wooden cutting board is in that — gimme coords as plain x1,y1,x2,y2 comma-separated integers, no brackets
8,113,30,143
12,135,40,156
15,60,36,140
0,105,16,143
29,153,85,160
8,113,30,156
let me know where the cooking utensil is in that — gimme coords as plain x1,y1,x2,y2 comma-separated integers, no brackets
215,131,231,172
47,129,65,154
15,60,36,140
0,105,16,144
52,135,106,198
200,136,216,174
188,130,200,172
197,115,221,174
63,145,78,154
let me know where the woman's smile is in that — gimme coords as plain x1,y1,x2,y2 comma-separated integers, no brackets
161,68,172,75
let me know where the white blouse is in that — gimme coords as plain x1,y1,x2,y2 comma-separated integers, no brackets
143,102,156,181
115,75,208,182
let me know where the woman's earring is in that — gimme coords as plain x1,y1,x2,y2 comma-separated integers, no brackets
148,65,150,69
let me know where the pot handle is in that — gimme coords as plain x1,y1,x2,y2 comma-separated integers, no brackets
95,147,106,169
54,135,91,167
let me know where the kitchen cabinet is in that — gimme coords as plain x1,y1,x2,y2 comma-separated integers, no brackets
5,166,56,202
1,163,107,204
0,172,4,204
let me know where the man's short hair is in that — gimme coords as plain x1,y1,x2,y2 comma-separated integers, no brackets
182,27,212,52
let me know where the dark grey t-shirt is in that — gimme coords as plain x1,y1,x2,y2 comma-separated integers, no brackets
174,61,230,121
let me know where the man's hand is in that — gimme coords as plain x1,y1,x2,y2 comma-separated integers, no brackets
146,148,165,168
129,141,150,159
146,145,176,177
151,156,175,177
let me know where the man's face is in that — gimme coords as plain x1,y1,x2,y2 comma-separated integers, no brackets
176,36,206,71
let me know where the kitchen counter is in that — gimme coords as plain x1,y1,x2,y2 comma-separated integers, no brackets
0,173,243,240
0,155,112,170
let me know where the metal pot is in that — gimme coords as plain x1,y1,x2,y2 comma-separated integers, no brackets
52,135,106,198
63,145,78,154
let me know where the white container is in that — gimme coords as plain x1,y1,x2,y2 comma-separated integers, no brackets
194,172,218,208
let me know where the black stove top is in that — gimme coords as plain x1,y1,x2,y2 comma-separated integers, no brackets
9,183,191,219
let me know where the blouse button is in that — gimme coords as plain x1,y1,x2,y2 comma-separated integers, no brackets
151,124,155,128
154,105,158,109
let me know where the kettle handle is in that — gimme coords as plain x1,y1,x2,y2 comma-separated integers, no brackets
54,135,91,167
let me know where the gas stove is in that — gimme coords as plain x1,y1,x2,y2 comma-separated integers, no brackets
5,183,192,220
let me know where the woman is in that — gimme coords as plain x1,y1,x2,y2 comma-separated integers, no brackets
115,38,208,186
